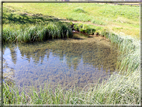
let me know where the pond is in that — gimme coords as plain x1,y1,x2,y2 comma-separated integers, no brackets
3,33,118,91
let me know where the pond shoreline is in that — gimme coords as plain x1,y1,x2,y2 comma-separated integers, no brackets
2,3,140,104
3,32,118,91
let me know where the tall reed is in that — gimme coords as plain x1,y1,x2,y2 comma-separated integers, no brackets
3,22,73,43
108,32,140,73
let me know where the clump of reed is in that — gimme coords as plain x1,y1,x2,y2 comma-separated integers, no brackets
3,26,18,43
108,32,140,73
3,22,73,43
73,23,96,35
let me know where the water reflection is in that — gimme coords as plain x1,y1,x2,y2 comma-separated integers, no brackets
3,38,118,90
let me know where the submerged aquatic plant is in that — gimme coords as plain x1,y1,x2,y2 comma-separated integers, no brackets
3,68,140,105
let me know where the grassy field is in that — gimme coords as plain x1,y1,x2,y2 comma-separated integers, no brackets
3,3,140,39
2,3,140,105
3,4,99,43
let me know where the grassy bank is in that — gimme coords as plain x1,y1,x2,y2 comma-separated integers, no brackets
3,3,140,42
3,3,140,38
3,6,99,43
3,22,73,43
3,3,140,105
3,22,101,43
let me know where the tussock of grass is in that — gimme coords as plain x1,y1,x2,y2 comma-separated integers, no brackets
73,7,87,13
3,22,73,43
73,23,96,35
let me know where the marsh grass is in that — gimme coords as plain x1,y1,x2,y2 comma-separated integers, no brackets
3,13,140,104
108,32,140,73
3,22,73,43
73,23,96,35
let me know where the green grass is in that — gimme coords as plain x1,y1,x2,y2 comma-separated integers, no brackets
108,32,140,74
3,6,100,43
3,3,140,38
73,23,96,35
3,22,73,43
73,7,87,13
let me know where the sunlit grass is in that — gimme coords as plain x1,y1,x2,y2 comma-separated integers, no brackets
3,22,73,43
3,3,140,38
109,32,140,73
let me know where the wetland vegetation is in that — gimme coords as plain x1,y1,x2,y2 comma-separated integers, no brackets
2,3,140,105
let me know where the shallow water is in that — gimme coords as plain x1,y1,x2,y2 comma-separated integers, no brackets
3,35,118,91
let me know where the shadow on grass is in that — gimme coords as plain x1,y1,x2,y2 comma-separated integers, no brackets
3,12,62,24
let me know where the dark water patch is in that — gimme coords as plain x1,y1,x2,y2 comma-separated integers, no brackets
3,37,118,91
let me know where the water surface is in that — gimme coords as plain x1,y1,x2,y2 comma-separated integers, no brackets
3,36,118,91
